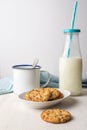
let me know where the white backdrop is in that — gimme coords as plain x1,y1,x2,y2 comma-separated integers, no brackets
0,0,87,78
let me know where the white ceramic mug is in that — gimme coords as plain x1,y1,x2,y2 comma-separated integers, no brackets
12,64,50,94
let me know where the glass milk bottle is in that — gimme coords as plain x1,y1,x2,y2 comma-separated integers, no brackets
59,29,82,96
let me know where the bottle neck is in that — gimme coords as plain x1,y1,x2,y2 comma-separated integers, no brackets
63,32,81,58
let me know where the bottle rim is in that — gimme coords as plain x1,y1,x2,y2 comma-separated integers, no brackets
64,29,81,33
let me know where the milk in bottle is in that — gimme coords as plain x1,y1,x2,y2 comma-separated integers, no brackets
59,29,82,96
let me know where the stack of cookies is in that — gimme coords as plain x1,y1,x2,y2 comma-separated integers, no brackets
24,87,72,124
25,87,64,102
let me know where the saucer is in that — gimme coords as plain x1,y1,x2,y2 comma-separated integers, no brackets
18,88,71,109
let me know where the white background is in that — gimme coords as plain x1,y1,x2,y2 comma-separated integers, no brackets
0,0,87,78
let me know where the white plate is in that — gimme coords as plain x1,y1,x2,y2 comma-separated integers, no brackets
18,88,71,109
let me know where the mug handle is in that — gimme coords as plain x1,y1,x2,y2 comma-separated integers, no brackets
40,70,51,87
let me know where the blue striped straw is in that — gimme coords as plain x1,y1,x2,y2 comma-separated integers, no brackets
70,0,78,29
67,0,78,57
